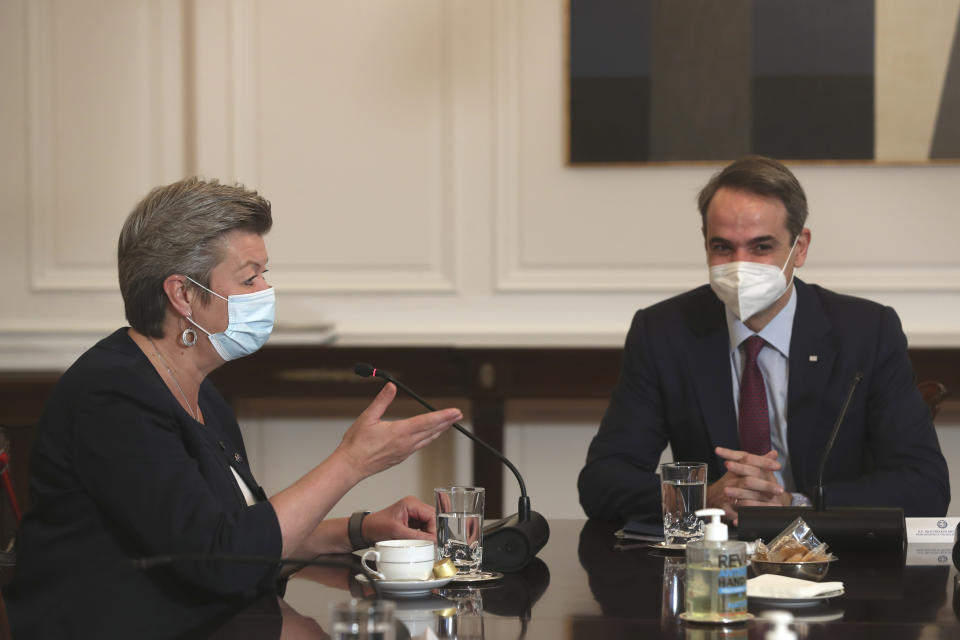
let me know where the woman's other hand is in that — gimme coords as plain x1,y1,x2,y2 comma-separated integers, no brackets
363,495,436,543
338,382,462,478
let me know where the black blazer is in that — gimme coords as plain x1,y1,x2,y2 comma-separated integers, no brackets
4,329,283,638
578,280,950,523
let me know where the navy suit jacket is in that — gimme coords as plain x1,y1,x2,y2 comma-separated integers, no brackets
578,280,950,523
5,329,283,638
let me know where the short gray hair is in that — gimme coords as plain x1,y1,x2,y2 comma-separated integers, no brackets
118,177,273,337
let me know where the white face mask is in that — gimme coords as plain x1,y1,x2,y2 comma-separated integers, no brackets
184,276,275,361
708,235,800,322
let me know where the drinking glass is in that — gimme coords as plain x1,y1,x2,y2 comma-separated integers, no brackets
329,598,395,640
661,555,686,619
660,462,707,545
435,486,485,577
435,586,484,639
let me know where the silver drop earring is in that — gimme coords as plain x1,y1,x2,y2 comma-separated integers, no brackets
181,314,198,348
181,327,197,347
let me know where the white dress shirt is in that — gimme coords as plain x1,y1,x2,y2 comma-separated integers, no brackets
725,286,799,494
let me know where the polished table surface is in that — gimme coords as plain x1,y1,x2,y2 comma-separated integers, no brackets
216,519,960,639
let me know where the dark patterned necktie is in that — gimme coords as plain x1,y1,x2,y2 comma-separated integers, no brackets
738,335,771,455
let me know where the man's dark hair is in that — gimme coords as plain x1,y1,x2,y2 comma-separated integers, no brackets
697,156,808,241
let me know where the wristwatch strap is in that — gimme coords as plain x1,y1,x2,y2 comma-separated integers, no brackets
348,510,372,550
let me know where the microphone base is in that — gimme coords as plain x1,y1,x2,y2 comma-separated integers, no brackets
481,511,550,573
737,506,905,553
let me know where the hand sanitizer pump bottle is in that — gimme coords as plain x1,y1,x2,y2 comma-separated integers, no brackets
683,508,750,623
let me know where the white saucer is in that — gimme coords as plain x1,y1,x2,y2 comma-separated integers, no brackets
749,589,845,607
355,573,454,598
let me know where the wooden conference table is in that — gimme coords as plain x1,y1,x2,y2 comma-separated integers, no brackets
213,519,960,639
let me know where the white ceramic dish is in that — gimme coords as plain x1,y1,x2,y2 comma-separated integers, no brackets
748,589,845,607
355,573,454,598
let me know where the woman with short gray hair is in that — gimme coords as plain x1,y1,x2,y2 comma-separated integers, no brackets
5,178,463,637
118,177,275,337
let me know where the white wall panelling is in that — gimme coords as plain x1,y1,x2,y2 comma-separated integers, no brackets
494,0,709,293
26,0,185,292
192,0,457,295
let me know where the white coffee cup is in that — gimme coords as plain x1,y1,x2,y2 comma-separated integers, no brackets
361,539,435,581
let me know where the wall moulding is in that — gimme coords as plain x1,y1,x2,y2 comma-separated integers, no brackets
26,0,185,292
200,0,457,294
497,265,960,294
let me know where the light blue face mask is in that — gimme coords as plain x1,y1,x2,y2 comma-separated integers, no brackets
184,276,275,361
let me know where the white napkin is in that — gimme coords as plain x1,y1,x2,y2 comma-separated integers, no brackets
412,628,439,640
747,574,844,599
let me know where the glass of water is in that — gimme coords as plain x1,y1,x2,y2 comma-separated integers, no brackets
330,598,395,640
660,462,707,546
435,486,484,577
435,585,485,639
660,555,686,620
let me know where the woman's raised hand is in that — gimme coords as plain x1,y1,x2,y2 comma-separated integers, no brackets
338,382,462,478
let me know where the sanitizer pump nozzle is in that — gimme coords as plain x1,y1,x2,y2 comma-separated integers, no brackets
697,508,728,542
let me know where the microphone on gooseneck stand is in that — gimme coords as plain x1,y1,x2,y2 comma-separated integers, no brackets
737,371,906,553
353,363,550,572
814,372,863,510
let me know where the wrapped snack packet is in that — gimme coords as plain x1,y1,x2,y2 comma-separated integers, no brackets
800,542,829,562
752,540,770,561
764,517,834,562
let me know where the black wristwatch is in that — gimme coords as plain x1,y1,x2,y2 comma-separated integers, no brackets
348,510,372,550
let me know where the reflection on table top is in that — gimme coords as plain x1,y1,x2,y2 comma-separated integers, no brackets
216,519,960,639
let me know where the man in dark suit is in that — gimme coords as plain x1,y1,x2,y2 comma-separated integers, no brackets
578,156,950,524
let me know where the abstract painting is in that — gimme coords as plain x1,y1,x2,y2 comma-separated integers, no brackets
568,0,960,164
